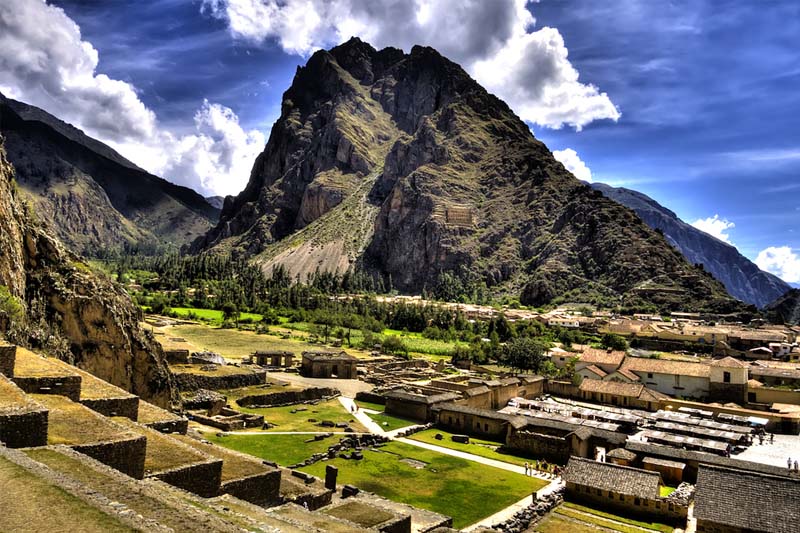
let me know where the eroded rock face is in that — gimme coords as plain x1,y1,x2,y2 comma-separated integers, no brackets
0,139,177,407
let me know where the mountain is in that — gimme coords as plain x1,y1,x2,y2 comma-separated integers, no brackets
192,37,745,313
0,93,220,256
205,195,226,210
590,183,791,308
765,289,800,325
0,137,176,406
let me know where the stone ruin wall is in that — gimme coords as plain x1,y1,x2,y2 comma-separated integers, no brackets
151,459,223,498
174,369,266,392
221,470,282,506
0,408,48,448
80,396,139,421
72,435,147,479
12,375,82,401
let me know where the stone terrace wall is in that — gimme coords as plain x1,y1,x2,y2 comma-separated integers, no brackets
12,375,82,401
0,408,48,448
152,459,223,498
80,396,139,420
355,391,386,405
236,387,339,407
377,514,412,533
174,370,266,392
0,344,16,377
73,435,146,479
145,418,189,435
222,470,282,506
506,431,570,464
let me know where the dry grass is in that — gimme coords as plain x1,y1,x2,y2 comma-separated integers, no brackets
0,375,31,408
114,418,206,473
170,363,262,378
324,501,395,527
31,394,134,445
171,435,267,481
136,400,182,425
272,503,370,533
0,455,135,533
13,347,80,378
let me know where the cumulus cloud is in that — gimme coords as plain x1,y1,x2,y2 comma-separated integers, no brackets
0,0,264,196
690,215,735,244
201,0,620,130
552,148,592,182
756,246,800,284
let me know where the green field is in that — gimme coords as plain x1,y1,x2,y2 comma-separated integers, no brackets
408,429,533,467
202,432,336,466
169,307,264,324
365,411,419,431
236,399,368,433
299,441,545,528
535,515,601,533
354,400,385,412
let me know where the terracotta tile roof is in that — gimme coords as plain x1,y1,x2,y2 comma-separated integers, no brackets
709,356,748,368
607,368,641,382
579,379,644,398
607,448,637,461
621,357,710,378
694,465,800,533
564,457,661,499
580,348,626,367
582,365,608,378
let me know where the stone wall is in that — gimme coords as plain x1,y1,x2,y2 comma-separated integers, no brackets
695,519,745,533
80,396,139,420
355,391,386,405
72,435,146,479
222,470,281,506
433,407,508,440
566,483,688,525
236,387,339,407
0,408,48,447
0,344,16,377
544,380,580,399
189,412,245,431
377,514,412,533
385,398,429,422
174,369,266,392
144,417,189,435
506,430,571,463
152,459,223,497
12,375,82,401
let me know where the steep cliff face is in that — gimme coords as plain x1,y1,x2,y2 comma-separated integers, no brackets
765,289,800,325
591,183,791,308
195,38,743,313
0,138,177,407
0,93,219,256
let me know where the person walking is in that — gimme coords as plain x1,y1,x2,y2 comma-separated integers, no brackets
770,433,774,444
524,462,529,476
788,457,793,471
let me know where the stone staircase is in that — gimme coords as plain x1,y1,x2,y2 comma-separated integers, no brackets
0,343,415,532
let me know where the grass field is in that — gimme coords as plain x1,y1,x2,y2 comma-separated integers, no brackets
169,307,264,325
299,441,544,528
354,400,385,412
0,455,134,533
365,411,419,431
408,429,533,467
237,399,368,433
202,432,337,466
560,502,674,532
535,514,600,533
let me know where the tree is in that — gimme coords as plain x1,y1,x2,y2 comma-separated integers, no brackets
381,335,408,357
222,302,240,325
0,285,24,323
503,337,550,373
601,333,628,351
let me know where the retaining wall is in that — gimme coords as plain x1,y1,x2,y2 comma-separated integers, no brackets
80,396,139,420
236,387,339,407
12,375,82,401
72,435,146,479
0,408,48,448
151,459,223,497
144,418,189,435
174,370,266,392
0,344,16,377
222,470,282,506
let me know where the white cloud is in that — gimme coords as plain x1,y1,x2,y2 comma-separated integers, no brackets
552,148,592,182
201,0,620,130
690,215,735,244
755,246,800,283
0,0,265,196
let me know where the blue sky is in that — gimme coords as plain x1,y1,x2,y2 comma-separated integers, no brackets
1,1,798,283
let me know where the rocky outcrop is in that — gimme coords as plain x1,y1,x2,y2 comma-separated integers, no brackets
0,93,219,256
765,288,800,325
591,183,791,308
193,38,744,313
0,137,177,407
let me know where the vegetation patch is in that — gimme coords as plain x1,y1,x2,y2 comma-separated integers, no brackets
202,432,334,466
560,502,674,532
299,441,538,528
237,398,367,433
365,411,419,431
408,428,535,467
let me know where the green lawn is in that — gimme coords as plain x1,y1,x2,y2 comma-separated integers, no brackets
236,399,367,433
659,486,676,497
561,502,674,533
354,400,385,412
366,411,419,431
408,429,534,467
299,441,544,529
169,307,264,324
535,515,600,533
201,432,336,466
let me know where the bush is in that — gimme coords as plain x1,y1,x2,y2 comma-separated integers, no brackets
0,285,24,323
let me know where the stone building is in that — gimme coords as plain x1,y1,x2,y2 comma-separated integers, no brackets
251,350,294,367
707,357,748,404
619,358,710,399
300,351,358,379
385,389,462,422
563,457,687,524
694,464,799,533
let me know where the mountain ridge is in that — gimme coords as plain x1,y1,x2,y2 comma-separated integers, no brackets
192,37,746,313
0,92,219,256
590,182,791,308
